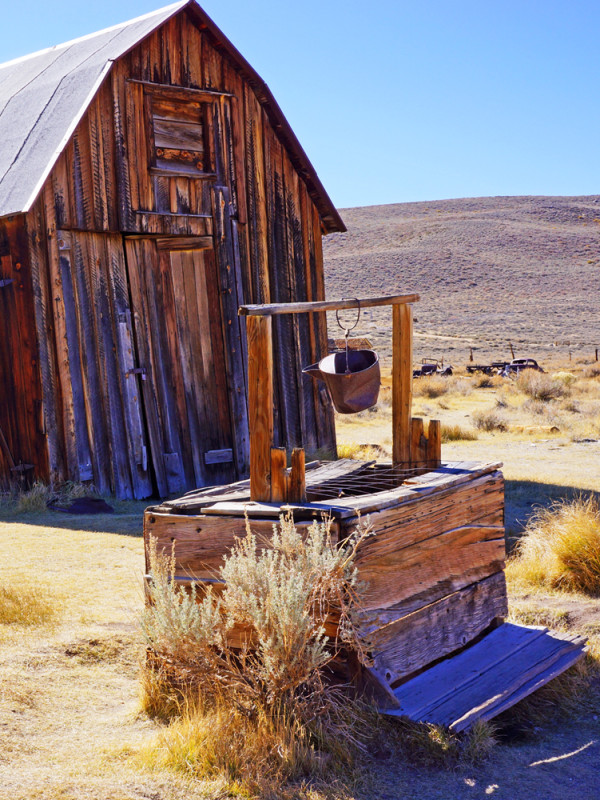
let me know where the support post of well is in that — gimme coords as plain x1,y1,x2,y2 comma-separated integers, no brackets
392,303,413,467
248,315,273,501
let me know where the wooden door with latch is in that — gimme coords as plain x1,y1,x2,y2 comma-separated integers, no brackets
124,235,235,496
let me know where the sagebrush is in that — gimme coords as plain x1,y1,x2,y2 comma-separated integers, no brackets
140,514,376,793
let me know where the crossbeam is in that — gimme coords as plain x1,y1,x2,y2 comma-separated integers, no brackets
239,293,420,316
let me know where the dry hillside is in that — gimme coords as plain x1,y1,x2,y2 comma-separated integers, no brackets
323,195,600,367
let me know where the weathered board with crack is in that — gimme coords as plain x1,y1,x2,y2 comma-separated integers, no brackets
0,0,341,497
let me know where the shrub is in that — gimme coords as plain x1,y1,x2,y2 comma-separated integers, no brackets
472,408,508,432
507,496,600,594
413,376,448,399
517,372,566,402
140,515,374,793
583,364,600,379
440,424,478,442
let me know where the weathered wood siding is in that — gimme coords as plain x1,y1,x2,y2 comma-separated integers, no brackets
0,215,47,481
17,9,335,496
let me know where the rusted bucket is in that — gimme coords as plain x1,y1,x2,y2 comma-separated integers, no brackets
303,350,380,414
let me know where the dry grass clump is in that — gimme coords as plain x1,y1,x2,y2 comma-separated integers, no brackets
472,408,508,432
413,376,449,398
583,363,600,378
507,496,600,594
440,424,478,442
1,480,95,513
140,515,375,794
337,443,384,461
517,371,567,402
0,582,59,627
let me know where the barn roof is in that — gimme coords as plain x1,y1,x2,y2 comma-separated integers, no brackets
0,1,345,232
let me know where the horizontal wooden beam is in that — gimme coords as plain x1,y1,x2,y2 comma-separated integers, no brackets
127,79,234,100
239,293,420,316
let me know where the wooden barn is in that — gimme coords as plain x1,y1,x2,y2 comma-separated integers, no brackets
0,0,343,498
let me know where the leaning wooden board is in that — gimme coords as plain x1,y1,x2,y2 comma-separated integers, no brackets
386,623,588,731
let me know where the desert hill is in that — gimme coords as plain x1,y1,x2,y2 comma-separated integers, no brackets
322,195,600,367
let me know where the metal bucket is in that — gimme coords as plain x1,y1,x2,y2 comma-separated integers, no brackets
302,349,380,414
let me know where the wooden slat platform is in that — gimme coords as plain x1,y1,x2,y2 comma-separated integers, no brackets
384,623,588,732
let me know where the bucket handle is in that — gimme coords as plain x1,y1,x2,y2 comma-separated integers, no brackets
335,299,361,374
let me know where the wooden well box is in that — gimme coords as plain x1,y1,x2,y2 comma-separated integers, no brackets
144,294,586,730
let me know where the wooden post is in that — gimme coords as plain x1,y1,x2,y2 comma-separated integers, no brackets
411,417,425,467
427,419,441,468
270,447,287,503
392,304,413,467
247,315,273,501
289,447,306,503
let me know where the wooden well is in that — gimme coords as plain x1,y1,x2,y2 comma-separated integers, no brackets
144,294,587,730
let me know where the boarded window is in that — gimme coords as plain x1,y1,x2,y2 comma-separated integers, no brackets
150,96,208,176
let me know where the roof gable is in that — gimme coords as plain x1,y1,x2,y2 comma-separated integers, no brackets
0,1,344,231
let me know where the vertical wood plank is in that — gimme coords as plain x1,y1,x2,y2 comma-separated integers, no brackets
289,447,306,503
247,315,273,501
411,417,425,467
427,419,442,468
392,303,413,467
270,447,287,503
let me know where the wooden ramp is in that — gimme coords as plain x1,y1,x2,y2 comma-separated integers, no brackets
383,623,587,732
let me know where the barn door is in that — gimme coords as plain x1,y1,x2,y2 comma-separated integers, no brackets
124,236,235,496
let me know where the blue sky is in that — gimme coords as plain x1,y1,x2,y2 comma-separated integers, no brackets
2,0,599,208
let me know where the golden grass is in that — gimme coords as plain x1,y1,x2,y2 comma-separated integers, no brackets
440,423,478,442
1,479,97,514
507,496,600,594
0,582,59,627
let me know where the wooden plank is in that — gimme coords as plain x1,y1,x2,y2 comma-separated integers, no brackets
204,449,233,465
393,622,548,719
239,294,420,316
168,248,209,486
123,239,167,495
26,203,63,481
127,79,232,101
211,185,250,477
427,419,441,468
243,83,270,303
270,447,287,503
289,447,306,503
416,629,587,732
462,644,587,730
201,248,236,477
154,236,212,250
53,230,97,486
356,523,505,613
386,624,588,731
410,417,425,466
368,573,508,686
247,315,273,501
145,511,316,578
392,303,413,466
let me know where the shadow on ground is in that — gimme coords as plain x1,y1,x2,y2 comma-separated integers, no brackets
0,502,148,535
505,480,600,549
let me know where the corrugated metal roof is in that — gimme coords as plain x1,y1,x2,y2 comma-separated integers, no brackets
0,1,345,232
